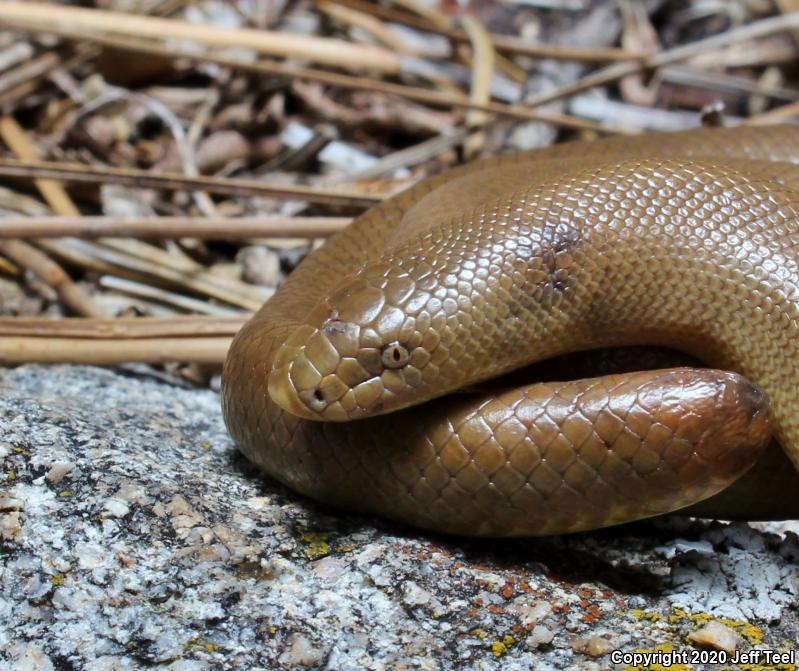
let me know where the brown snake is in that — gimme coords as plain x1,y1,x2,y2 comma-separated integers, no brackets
222,125,799,536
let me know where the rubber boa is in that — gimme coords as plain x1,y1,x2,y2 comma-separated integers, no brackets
222,125,799,536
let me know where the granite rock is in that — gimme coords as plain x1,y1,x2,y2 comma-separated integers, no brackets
1,365,797,670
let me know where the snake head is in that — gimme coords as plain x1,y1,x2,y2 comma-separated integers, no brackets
268,213,587,421
268,265,454,421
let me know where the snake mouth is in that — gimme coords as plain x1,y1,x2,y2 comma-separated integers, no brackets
267,360,326,421
267,343,423,422
267,323,338,421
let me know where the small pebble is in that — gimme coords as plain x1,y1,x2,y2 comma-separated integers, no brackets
278,633,326,667
528,625,555,648
568,633,616,657
401,580,432,607
687,620,742,654
508,598,551,626
45,462,74,484
0,511,22,542
237,246,281,287
102,498,129,518
312,555,347,580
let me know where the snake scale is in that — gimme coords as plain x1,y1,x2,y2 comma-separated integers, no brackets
222,125,799,536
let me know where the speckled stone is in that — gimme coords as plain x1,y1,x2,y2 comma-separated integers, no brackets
1,365,797,670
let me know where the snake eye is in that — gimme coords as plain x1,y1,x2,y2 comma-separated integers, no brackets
381,342,409,369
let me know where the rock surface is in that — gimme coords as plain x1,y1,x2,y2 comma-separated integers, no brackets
1,365,797,670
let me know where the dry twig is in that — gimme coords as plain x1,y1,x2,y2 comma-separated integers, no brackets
0,23,629,134
0,159,387,207
523,11,799,108
327,0,647,62
0,335,230,364
0,1,401,73
0,116,108,317
460,16,493,159
0,315,245,338
0,216,351,239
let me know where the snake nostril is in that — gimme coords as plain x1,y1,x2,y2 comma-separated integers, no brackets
381,342,409,369
308,388,326,410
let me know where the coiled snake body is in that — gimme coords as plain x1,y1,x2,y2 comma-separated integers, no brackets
222,125,799,536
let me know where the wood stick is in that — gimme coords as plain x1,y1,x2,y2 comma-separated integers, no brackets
776,0,799,44
522,11,799,108
0,116,109,317
0,216,352,239
316,0,415,55
0,255,19,275
96,237,269,307
743,99,799,125
460,16,492,160
353,129,470,179
329,0,646,62
98,276,256,316
0,240,107,317
0,1,401,74
1,105,279,315
0,315,246,338
44,238,267,311
0,51,61,98
661,64,799,101
0,47,96,106
321,0,525,84
0,336,230,364
392,0,527,82
0,159,387,208
0,0,185,106
0,118,80,217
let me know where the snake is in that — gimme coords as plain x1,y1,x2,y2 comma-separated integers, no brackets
222,124,799,536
